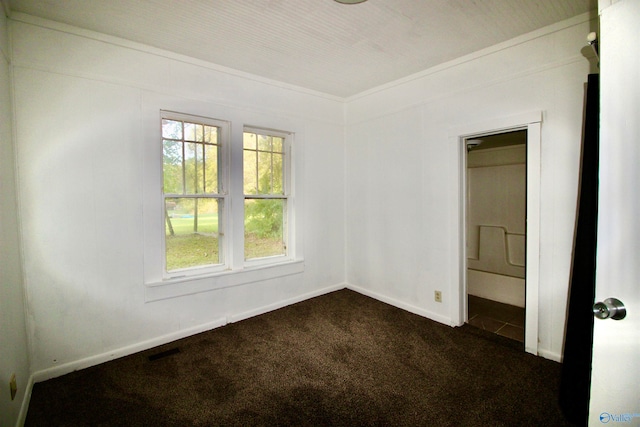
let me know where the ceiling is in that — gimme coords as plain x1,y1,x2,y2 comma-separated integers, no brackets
6,0,594,98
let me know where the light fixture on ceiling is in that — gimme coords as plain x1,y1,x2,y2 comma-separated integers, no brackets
334,0,367,4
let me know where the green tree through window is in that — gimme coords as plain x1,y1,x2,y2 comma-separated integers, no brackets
243,130,288,260
162,114,223,271
160,112,294,276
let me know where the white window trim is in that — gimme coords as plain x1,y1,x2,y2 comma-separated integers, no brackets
145,259,305,302
243,126,294,268
142,103,304,302
160,110,231,279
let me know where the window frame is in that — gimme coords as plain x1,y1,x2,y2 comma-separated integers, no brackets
242,126,293,266
152,111,299,287
144,101,304,301
160,110,231,279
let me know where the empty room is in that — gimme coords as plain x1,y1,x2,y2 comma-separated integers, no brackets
1,1,638,426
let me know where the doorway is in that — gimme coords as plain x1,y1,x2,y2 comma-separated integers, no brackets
465,131,526,345
452,112,541,355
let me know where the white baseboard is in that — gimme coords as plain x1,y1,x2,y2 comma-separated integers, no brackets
31,282,347,385
16,375,34,427
228,283,346,323
347,284,563,363
19,282,557,427
346,284,452,326
31,316,227,384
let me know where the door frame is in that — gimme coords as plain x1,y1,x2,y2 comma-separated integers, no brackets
449,111,541,355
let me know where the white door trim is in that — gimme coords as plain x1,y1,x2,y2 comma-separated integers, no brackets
449,111,542,356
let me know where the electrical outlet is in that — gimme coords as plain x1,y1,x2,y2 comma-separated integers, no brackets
9,374,17,401
434,291,442,303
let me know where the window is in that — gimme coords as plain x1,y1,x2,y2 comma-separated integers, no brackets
243,129,290,261
158,111,295,281
162,112,228,274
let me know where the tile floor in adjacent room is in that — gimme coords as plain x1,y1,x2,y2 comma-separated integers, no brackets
467,295,525,343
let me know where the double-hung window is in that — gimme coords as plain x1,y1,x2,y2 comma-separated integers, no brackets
159,111,295,280
243,128,290,262
161,112,228,274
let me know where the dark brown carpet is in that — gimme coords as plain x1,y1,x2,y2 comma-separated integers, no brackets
26,289,575,426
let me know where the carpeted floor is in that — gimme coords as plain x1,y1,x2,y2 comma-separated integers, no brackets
25,289,576,426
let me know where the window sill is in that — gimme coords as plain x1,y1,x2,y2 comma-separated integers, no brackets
144,259,305,302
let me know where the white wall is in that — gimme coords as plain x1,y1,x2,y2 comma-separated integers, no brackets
0,8,31,427
345,13,596,360
11,14,346,376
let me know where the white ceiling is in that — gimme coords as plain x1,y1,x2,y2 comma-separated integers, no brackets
7,0,594,98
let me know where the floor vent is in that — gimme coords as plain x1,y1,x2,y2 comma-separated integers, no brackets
147,347,180,361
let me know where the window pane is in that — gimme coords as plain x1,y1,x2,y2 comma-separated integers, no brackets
272,152,283,194
257,151,272,194
184,143,198,193
195,124,204,142
165,197,221,271
163,140,183,194
184,122,196,141
243,132,256,150
272,137,283,153
204,125,217,143
243,148,257,195
244,199,285,260
162,119,182,139
257,134,271,151
204,144,218,193
196,145,204,193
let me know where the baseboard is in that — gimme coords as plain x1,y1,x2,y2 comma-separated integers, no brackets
31,316,227,384
31,283,347,385
16,374,34,427
228,283,346,323
20,282,557,426
346,284,452,326
346,284,563,362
